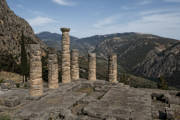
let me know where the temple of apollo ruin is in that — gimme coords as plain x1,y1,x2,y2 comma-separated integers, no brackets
28,28,118,97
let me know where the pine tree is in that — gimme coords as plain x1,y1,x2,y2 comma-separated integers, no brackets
158,76,168,90
21,33,29,82
120,73,129,84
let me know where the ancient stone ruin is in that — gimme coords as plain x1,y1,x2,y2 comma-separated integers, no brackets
61,28,71,84
27,28,121,97
0,28,180,120
108,54,118,83
48,53,59,89
88,53,96,81
29,44,43,97
71,49,79,80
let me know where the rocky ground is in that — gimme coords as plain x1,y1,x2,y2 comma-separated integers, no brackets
0,79,180,120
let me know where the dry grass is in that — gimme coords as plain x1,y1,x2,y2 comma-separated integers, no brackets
0,114,11,120
175,110,180,119
0,71,23,83
75,87,94,95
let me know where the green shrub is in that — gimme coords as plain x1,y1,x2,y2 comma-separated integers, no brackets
24,83,28,88
0,79,4,83
158,76,168,90
16,83,20,88
0,115,11,120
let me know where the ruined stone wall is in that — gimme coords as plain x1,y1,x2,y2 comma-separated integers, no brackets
29,44,43,96
71,49,79,80
88,53,96,81
108,54,118,83
61,28,71,83
48,54,59,89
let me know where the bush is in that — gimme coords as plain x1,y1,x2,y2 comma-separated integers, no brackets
16,83,20,88
0,79,4,83
0,115,11,120
158,76,168,90
23,83,28,88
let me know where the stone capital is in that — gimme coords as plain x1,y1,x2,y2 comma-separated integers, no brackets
61,28,70,32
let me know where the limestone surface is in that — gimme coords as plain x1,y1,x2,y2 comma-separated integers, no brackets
71,49,79,80
88,53,96,81
108,54,117,83
48,54,59,89
61,28,71,84
29,44,43,97
1,80,179,120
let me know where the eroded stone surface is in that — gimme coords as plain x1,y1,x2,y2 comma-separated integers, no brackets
88,53,96,81
61,28,71,84
71,49,79,81
48,54,59,89
108,54,118,83
29,44,43,97
0,80,179,120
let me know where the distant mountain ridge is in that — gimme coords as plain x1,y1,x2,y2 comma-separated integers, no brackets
37,31,180,87
36,31,78,50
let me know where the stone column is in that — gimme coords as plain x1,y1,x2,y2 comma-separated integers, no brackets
61,28,71,83
108,54,118,83
71,49,79,80
29,44,43,97
88,53,96,81
48,54,59,89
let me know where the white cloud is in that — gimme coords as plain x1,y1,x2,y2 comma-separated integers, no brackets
138,0,153,5
164,0,180,3
140,8,180,15
91,10,180,39
52,0,75,6
93,16,120,28
121,6,132,10
16,4,24,9
28,16,57,26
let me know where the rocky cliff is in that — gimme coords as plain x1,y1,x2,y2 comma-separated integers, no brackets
0,0,47,72
134,42,180,87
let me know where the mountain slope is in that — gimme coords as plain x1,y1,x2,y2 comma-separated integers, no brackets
77,33,179,71
36,32,78,50
38,31,180,87
134,42,180,87
0,0,47,72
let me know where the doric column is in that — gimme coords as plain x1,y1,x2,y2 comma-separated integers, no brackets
108,54,118,83
88,53,96,81
29,44,43,97
48,54,59,89
71,49,79,80
61,28,71,83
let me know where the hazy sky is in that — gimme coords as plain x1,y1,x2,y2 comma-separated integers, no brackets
6,0,180,39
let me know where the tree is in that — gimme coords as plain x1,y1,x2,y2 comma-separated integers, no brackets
158,76,168,90
120,72,129,85
21,33,29,83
